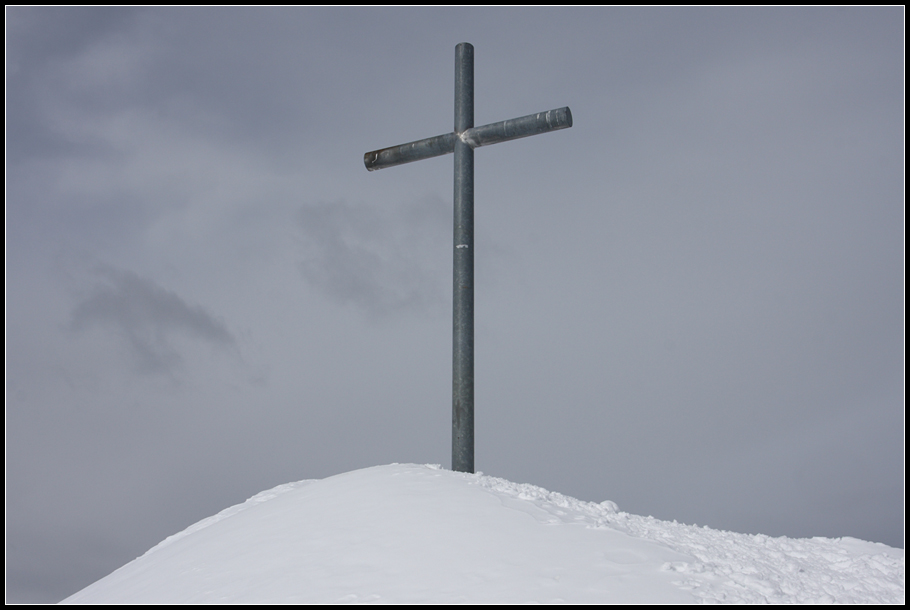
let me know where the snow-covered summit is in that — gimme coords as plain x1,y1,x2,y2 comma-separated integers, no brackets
60,464,904,604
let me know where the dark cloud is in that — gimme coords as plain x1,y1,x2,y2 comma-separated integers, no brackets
296,199,450,317
69,266,234,374
6,7,142,162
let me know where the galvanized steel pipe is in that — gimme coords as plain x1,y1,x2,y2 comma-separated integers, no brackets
363,42,572,474
363,107,572,171
452,42,475,474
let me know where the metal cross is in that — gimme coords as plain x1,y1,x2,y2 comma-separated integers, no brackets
363,42,573,473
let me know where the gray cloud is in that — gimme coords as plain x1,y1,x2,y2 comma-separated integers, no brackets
296,199,450,317
69,266,234,374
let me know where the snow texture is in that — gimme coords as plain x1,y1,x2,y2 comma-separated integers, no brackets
61,464,904,604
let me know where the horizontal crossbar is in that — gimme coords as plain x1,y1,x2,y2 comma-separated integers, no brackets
364,107,572,171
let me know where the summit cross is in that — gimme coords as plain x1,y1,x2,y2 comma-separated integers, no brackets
363,42,573,473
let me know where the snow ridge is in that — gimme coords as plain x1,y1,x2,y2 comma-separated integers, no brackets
458,466,904,603
61,464,903,604
140,479,318,557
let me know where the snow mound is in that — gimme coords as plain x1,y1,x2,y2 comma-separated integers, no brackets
60,464,904,604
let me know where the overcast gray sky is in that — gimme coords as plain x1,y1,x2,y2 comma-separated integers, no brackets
6,7,903,603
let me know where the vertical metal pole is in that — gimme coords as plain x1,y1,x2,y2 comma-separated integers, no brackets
452,42,474,473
